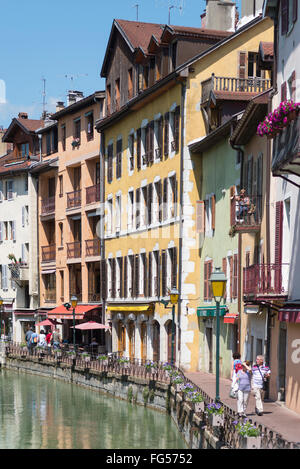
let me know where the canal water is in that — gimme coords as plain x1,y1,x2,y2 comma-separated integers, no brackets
0,369,187,449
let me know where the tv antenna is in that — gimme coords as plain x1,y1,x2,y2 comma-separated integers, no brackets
168,1,184,24
41,77,47,119
64,73,88,85
133,3,139,21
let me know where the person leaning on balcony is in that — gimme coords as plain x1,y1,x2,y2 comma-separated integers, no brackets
231,189,251,221
236,361,252,418
251,355,271,416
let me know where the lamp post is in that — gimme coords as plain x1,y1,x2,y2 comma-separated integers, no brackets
71,295,78,350
0,297,3,341
209,268,227,402
169,288,179,366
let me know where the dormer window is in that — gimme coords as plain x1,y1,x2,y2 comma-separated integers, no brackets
21,143,29,158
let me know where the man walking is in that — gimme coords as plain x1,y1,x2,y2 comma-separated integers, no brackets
25,327,34,353
252,355,271,416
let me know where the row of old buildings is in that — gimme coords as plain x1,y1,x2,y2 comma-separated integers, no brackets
0,0,299,415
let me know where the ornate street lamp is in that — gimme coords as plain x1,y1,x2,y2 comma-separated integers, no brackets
209,268,227,402
169,288,179,366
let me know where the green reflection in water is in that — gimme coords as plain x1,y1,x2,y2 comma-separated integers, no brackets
0,370,187,449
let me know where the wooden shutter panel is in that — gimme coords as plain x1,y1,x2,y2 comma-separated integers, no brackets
222,258,227,299
163,178,168,220
173,176,178,218
275,201,283,292
171,247,177,289
174,106,180,152
156,252,160,297
238,51,247,79
111,258,116,298
196,201,205,233
230,186,236,226
281,81,287,101
116,139,122,179
143,254,148,296
148,252,152,297
119,257,123,298
0,222,3,242
137,128,141,170
233,254,238,299
147,184,153,225
12,221,16,241
101,260,107,300
136,188,140,229
293,0,298,23
158,116,163,160
204,262,208,300
281,0,289,35
0,181,3,202
124,257,128,299
134,254,139,297
161,250,167,296
211,194,216,231
164,112,169,157
149,121,154,164
158,180,162,222
107,144,113,183
291,71,296,101
229,256,233,300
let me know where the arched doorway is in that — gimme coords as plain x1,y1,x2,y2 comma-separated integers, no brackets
166,320,176,364
117,321,126,357
140,322,147,363
153,321,160,363
128,321,135,361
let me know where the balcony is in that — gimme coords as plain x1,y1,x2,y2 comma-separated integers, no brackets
201,75,272,104
89,292,101,302
67,241,81,259
9,263,29,282
44,289,56,303
243,264,289,299
41,196,55,215
67,190,81,210
86,184,100,205
41,244,56,263
272,114,300,177
85,239,100,257
231,194,262,232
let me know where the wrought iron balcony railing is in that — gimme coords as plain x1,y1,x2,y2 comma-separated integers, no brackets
67,190,81,209
231,194,262,228
86,184,100,205
41,244,56,262
85,238,100,257
67,241,81,259
41,196,55,215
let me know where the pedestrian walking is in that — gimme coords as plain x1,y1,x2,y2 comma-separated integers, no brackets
38,330,47,348
52,328,61,349
251,355,271,416
29,330,39,354
25,327,34,352
230,352,242,398
46,331,53,347
236,361,252,418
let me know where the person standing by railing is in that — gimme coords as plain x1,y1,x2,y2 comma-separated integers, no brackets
236,361,252,418
252,355,271,416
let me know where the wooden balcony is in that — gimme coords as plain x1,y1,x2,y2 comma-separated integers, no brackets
41,196,55,215
243,264,289,299
41,244,56,263
85,239,100,257
86,184,100,205
67,241,81,259
231,194,262,232
67,190,81,209
201,75,272,103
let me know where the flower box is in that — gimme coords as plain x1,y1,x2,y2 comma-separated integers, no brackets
194,402,205,413
208,413,224,427
175,383,184,392
241,436,261,450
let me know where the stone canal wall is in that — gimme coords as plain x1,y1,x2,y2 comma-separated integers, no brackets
2,355,225,449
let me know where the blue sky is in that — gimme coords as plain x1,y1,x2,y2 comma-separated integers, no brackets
0,0,242,128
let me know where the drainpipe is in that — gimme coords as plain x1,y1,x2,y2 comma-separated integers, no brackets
99,129,107,342
178,79,187,368
230,138,244,356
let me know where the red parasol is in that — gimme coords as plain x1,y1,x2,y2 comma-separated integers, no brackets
70,321,110,330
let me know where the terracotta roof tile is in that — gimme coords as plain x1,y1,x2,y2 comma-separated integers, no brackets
260,41,274,58
16,118,44,132
0,160,33,175
213,90,259,101
116,20,164,52
170,25,232,38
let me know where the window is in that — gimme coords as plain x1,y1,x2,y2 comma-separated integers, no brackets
141,253,147,296
154,117,163,160
141,186,148,227
61,125,66,151
161,250,167,297
59,222,63,247
59,175,63,197
154,251,160,296
4,222,8,240
154,180,162,223
169,247,177,289
21,143,29,158
60,271,64,299
116,139,122,179
164,112,169,157
1,265,8,290
163,178,168,221
281,0,298,35
5,180,13,200
115,194,121,233
128,133,134,171
232,254,238,299
117,257,123,298
115,78,120,111
128,190,134,231
136,128,141,170
25,176,28,193
74,118,81,143
107,198,113,234
169,175,177,218
107,144,113,183
129,255,134,298
86,112,94,141
136,188,141,229
128,68,133,99
22,206,28,227
204,260,213,301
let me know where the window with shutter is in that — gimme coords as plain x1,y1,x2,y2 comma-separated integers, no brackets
118,257,123,298
232,254,238,299
275,201,283,292
107,144,113,183
155,251,160,296
164,112,169,157
163,178,168,220
156,116,163,160
148,252,152,297
136,188,140,229
111,258,116,298
142,253,147,296
134,254,139,297
171,247,177,289
204,260,213,301
174,106,180,152
161,250,167,296
137,128,141,170
123,257,128,299
281,0,289,35
116,139,122,179
149,121,154,164
147,184,153,225
238,51,247,81
211,194,216,231
229,256,233,300
158,180,162,223
281,82,287,101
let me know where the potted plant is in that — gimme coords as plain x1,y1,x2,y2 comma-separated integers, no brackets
181,382,196,400
117,357,130,368
67,350,76,360
186,391,205,412
162,362,173,378
97,354,108,366
233,419,261,449
206,402,225,427
55,349,62,359
81,352,90,363
71,138,80,148
145,360,157,373
20,343,27,357
171,375,184,392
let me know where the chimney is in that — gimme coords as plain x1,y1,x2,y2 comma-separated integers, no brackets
56,101,65,112
67,91,84,106
205,0,236,32
238,0,264,28
18,112,28,119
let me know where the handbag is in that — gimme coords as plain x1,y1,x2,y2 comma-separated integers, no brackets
229,387,238,399
257,365,268,391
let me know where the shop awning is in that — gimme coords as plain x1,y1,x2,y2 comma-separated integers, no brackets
48,304,101,320
106,304,153,313
197,306,228,318
223,313,239,324
279,308,300,323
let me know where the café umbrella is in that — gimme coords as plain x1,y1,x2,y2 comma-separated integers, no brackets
70,321,110,330
36,319,58,328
